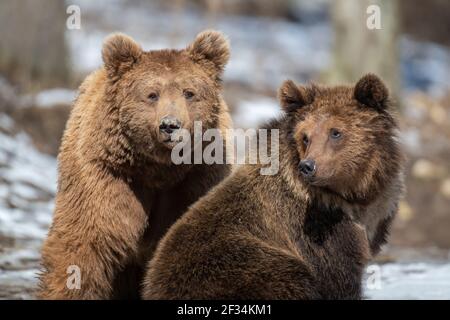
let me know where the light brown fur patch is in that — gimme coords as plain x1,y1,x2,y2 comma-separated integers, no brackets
38,31,232,299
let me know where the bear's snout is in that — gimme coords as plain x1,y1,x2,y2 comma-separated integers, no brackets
159,116,182,136
299,159,316,178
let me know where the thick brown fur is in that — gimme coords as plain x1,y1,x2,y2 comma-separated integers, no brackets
142,74,405,299
38,30,232,299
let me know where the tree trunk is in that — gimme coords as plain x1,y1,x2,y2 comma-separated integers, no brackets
327,0,400,100
0,0,70,91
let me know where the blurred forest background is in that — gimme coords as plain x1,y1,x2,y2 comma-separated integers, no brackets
0,0,449,299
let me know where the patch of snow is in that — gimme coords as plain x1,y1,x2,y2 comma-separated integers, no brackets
10,183,41,200
0,184,8,199
365,262,450,300
0,132,57,195
66,0,332,90
0,113,56,298
30,88,77,108
0,206,52,240
0,269,39,283
234,98,281,128
0,247,41,268
67,30,106,73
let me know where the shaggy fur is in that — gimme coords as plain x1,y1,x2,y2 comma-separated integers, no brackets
38,30,232,299
142,74,405,299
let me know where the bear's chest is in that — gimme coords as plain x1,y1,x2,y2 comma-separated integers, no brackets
298,202,370,299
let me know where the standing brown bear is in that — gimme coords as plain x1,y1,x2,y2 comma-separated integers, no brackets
38,30,232,299
142,74,405,299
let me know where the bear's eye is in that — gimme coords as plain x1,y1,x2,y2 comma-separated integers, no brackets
302,134,309,146
148,92,159,102
183,90,195,100
330,128,342,139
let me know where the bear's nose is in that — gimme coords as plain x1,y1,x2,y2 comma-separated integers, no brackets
159,116,181,134
299,159,316,177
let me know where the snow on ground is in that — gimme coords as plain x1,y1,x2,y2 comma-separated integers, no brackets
0,116,56,299
365,262,450,300
31,89,77,108
0,131,55,239
67,3,332,91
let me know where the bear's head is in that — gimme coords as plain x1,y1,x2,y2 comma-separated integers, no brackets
101,30,230,164
278,74,402,203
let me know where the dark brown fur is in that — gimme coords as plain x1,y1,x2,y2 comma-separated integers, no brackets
38,30,232,299
142,74,404,299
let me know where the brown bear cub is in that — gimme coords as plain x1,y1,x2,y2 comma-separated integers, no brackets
142,74,404,299
38,30,232,299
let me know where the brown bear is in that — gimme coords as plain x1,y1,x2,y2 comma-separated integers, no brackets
141,74,405,299
38,30,232,299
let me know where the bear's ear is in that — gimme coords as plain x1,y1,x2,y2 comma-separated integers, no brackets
187,30,230,80
354,74,389,110
278,80,315,113
102,33,142,79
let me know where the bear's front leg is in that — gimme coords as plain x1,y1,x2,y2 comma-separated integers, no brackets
38,170,149,299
